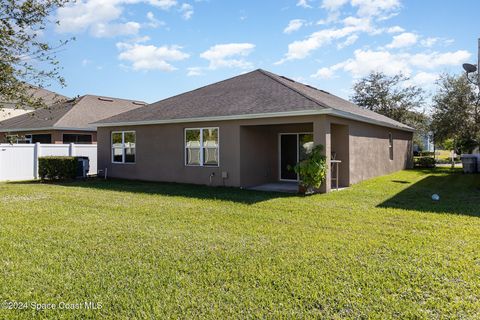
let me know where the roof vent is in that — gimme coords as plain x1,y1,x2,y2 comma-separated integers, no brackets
280,76,296,83
132,101,146,105
98,97,114,102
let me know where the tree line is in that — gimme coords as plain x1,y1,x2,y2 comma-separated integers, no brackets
352,71,480,154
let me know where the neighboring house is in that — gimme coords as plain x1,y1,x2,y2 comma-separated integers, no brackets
0,95,146,144
414,132,434,153
0,86,68,121
95,69,414,193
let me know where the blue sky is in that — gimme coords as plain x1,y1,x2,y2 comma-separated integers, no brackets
47,0,480,103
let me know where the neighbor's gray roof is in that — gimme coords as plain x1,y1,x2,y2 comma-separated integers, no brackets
96,69,413,130
0,85,68,109
0,95,147,132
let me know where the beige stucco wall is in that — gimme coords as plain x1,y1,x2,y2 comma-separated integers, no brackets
317,116,413,185
97,121,241,187
97,115,413,191
97,116,317,187
349,125,413,184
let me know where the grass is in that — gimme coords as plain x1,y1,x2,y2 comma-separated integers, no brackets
435,149,453,161
0,169,479,319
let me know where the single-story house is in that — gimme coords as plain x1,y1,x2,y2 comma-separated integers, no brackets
0,86,68,121
95,69,414,192
0,95,146,144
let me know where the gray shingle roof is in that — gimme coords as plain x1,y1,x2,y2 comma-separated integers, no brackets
96,69,413,131
0,85,69,109
0,95,146,132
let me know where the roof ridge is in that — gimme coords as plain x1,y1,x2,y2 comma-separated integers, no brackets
82,94,146,104
257,69,329,110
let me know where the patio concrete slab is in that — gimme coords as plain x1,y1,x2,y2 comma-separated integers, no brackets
248,182,298,193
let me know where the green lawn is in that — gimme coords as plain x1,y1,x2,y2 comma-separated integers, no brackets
0,169,479,319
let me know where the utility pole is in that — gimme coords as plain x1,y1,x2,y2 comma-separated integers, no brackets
476,38,480,87
461,38,480,155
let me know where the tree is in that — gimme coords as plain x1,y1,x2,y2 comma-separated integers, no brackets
430,73,480,153
351,71,429,149
0,0,72,110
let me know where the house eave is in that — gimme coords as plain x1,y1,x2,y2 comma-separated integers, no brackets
94,109,415,132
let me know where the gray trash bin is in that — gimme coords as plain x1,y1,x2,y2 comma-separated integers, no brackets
76,156,90,178
461,155,478,173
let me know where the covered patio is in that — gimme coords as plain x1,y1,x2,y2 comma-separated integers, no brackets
239,115,350,193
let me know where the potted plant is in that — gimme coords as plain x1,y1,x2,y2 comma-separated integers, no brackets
291,144,328,194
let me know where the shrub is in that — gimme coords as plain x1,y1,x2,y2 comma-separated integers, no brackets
414,156,436,168
291,144,328,193
38,156,78,180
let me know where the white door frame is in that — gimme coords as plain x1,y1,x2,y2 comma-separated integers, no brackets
278,132,313,182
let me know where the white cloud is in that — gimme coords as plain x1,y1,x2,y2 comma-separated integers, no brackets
386,32,418,49
128,35,151,43
56,0,187,37
351,0,401,17
321,0,348,11
297,0,313,8
407,72,439,87
342,16,371,29
90,22,140,38
180,3,194,20
337,34,358,49
278,0,404,64
408,50,471,69
276,22,370,63
336,49,409,76
420,37,438,48
314,49,471,79
148,0,177,9
116,42,189,71
387,25,404,33
146,11,166,28
311,67,335,79
200,43,255,69
420,37,453,48
284,19,306,34
187,67,203,76
56,1,124,35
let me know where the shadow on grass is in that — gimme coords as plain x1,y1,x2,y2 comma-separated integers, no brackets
391,180,410,184
379,170,480,216
8,178,296,205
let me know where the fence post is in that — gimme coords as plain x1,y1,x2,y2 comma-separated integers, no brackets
69,143,75,156
33,142,40,179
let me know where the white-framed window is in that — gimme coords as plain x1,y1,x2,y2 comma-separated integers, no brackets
388,132,394,160
112,131,136,164
185,127,219,167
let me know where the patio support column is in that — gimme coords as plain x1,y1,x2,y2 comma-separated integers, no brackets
314,115,331,193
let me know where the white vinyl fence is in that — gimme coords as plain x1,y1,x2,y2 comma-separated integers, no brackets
0,143,97,181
